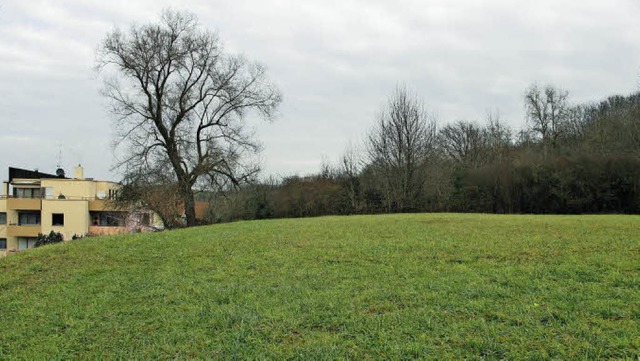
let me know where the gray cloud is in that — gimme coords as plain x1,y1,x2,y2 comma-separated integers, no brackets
1,0,639,181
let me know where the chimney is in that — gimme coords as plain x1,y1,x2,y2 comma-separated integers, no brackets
1,182,7,197
74,165,84,180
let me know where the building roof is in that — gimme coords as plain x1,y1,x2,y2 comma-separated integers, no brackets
8,167,66,182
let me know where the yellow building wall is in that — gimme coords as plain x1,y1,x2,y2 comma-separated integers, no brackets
1,204,20,256
40,179,119,201
41,199,89,240
40,179,94,200
95,181,118,198
5,209,18,226
0,199,6,257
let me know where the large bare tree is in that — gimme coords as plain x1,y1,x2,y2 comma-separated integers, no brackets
97,10,281,227
366,86,437,212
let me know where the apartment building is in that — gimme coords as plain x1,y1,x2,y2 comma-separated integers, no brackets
0,166,160,257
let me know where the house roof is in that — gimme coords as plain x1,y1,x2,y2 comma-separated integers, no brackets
8,167,66,182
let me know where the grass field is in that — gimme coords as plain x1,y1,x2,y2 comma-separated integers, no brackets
0,213,639,359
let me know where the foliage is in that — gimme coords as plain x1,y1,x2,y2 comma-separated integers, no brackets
206,88,639,221
113,180,186,228
34,231,63,247
0,214,638,358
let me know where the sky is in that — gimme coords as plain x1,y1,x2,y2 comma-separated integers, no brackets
1,0,639,182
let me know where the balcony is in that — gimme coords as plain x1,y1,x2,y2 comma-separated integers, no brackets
6,197,41,210
7,225,41,237
88,226,127,237
88,200,115,211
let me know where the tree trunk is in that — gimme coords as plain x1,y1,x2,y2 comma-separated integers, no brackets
181,181,197,227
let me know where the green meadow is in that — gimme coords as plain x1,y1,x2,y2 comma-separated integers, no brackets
0,214,638,359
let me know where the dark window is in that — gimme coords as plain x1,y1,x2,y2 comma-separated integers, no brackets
108,189,119,200
52,213,64,226
0,238,6,250
18,212,40,225
0,212,6,225
90,211,125,227
141,213,150,226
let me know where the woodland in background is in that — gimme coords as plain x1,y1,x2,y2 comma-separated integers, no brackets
203,85,640,223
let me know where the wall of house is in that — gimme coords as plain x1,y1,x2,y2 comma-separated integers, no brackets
5,209,18,226
40,179,95,200
41,199,89,240
0,198,6,257
2,209,20,254
2,236,18,256
88,226,128,237
95,181,118,199
40,179,119,201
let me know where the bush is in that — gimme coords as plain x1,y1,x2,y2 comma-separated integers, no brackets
35,231,64,247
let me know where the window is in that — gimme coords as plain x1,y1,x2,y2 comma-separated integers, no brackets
0,238,6,250
45,187,54,199
90,211,126,227
14,188,41,199
18,212,41,226
141,213,151,226
18,237,37,250
0,212,6,225
52,213,64,226
108,189,118,200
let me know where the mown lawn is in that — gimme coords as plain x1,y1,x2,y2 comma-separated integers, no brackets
0,213,639,359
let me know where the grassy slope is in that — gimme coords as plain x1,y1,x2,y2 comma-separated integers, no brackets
0,214,639,359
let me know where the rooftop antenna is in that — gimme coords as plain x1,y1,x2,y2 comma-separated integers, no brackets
55,142,66,178
56,142,63,168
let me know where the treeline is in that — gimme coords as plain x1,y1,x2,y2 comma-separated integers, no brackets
204,85,640,222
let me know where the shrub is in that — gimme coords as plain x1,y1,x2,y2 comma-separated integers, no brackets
35,231,64,247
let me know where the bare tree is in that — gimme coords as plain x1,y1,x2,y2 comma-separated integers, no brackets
338,142,362,213
366,86,437,212
114,171,185,229
438,120,485,167
524,84,569,147
483,110,512,161
97,10,281,227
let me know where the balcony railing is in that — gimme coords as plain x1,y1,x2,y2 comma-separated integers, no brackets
6,198,41,210
7,225,41,237
1,195,44,199
0,195,116,201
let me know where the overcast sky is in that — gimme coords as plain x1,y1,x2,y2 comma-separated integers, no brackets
1,0,639,182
